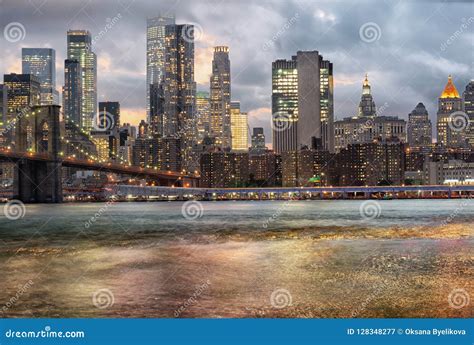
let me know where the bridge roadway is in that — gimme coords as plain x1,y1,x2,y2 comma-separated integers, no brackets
0,149,198,185
104,184,474,200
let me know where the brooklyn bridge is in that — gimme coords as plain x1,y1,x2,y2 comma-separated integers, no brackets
0,105,198,203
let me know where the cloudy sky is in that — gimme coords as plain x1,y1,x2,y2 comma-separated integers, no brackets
1,0,473,144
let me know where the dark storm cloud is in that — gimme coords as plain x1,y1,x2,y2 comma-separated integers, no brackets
1,0,473,143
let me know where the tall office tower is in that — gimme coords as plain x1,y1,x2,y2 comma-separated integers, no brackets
22,48,59,105
3,74,41,125
358,74,376,117
462,80,474,147
230,102,248,152
210,46,231,149
272,51,334,154
250,127,266,154
272,57,298,154
162,23,196,171
0,84,7,129
196,91,210,144
149,82,164,136
98,101,120,130
408,103,432,149
67,30,97,131
63,59,82,127
146,15,175,121
319,59,334,153
437,75,464,148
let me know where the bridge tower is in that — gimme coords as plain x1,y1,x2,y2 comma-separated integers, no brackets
13,105,62,203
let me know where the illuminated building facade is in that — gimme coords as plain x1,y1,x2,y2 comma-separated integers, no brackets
210,46,231,149
63,59,82,127
272,51,334,154
250,127,266,155
22,48,59,105
146,15,175,121
462,80,474,147
3,74,41,126
358,74,376,117
67,30,97,132
437,75,464,148
230,102,248,152
407,102,432,150
196,91,210,144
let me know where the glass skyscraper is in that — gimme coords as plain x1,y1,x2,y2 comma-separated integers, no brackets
210,46,231,149
21,48,59,105
146,15,175,123
67,30,97,132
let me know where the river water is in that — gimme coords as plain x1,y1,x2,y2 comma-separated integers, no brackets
0,200,472,318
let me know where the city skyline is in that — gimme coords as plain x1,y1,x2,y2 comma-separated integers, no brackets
1,0,473,146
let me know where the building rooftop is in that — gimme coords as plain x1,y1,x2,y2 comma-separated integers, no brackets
440,75,460,98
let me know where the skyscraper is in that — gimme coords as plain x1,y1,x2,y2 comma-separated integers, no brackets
98,101,120,130
146,15,175,121
161,23,196,171
67,30,97,131
272,58,298,154
272,51,334,153
3,74,41,125
63,59,82,127
358,74,376,117
437,75,464,147
210,46,231,149
250,127,266,155
408,102,432,149
230,102,248,152
462,80,474,147
196,91,210,144
22,48,59,105
0,84,7,129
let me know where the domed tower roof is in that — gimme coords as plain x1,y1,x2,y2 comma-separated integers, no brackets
440,75,460,98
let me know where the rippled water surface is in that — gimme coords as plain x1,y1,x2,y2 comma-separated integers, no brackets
0,200,472,318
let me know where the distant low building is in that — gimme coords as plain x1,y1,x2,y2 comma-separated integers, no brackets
200,151,249,188
423,160,474,185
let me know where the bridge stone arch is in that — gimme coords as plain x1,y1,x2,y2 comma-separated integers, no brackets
13,105,62,203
